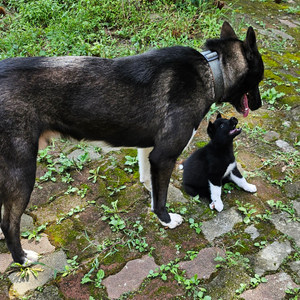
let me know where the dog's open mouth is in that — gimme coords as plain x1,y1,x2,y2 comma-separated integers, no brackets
241,94,249,117
229,123,242,136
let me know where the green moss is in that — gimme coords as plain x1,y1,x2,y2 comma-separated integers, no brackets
47,219,77,247
196,141,208,148
263,69,283,83
262,55,280,69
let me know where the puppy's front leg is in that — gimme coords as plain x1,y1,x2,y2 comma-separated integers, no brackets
138,148,153,192
230,166,257,193
209,181,224,212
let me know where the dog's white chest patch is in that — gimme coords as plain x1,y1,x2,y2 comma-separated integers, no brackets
223,162,236,178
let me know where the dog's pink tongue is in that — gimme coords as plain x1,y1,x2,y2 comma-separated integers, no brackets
243,94,249,118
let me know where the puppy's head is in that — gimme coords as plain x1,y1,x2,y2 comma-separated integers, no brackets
207,113,241,143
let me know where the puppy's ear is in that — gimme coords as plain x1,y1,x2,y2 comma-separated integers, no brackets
207,121,214,135
216,113,222,119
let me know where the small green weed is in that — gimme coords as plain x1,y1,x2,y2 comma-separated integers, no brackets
236,201,257,224
21,223,48,242
62,255,79,277
250,274,267,287
261,87,285,110
124,155,138,173
81,257,105,289
189,218,202,234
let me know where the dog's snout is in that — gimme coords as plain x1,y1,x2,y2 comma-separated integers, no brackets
230,117,238,124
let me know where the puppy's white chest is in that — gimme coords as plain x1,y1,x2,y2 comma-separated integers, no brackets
223,162,236,178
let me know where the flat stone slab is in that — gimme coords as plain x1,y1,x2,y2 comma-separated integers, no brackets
201,208,243,242
0,234,55,273
168,184,188,205
254,241,292,276
0,254,12,273
245,225,259,240
240,272,299,300
102,255,159,299
9,250,68,296
179,247,225,279
279,19,298,28
275,140,296,152
67,147,102,161
271,212,300,247
290,260,300,279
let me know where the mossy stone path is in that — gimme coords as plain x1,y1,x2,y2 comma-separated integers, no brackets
1,1,300,299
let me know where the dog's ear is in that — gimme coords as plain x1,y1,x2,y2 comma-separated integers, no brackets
244,26,258,54
220,21,237,39
216,113,222,119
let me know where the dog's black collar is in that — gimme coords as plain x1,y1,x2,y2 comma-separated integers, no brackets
201,50,224,103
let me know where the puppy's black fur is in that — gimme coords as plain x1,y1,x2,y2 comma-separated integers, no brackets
183,114,257,211
0,22,264,264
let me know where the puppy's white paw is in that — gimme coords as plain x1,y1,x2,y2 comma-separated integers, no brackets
23,250,39,265
0,228,4,240
160,213,183,229
244,183,257,193
210,199,224,212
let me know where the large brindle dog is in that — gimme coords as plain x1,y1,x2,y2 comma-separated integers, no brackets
0,22,264,264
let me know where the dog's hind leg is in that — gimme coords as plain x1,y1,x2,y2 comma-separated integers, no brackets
149,148,183,229
138,148,153,192
0,152,38,264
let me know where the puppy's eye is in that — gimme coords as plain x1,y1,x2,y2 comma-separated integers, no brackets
220,124,224,128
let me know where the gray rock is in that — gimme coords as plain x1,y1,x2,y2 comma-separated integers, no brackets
179,247,225,279
67,147,102,161
293,201,300,214
9,250,68,296
241,272,299,300
254,241,292,276
271,212,300,247
264,131,280,142
102,255,159,299
272,28,294,40
290,260,300,279
201,208,243,242
283,181,300,199
168,184,188,205
245,224,259,240
275,140,296,153
30,285,63,300
20,214,35,233
279,19,298,28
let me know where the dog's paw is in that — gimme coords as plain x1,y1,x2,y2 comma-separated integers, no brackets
160,213,183,229
210,199,224,212
244,183,257,193
0,228,4,240
23,250,39,265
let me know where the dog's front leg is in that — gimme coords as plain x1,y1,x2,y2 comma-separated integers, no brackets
138,148,153,192
209,181,224,212
149,149,182,229
229,166,257,193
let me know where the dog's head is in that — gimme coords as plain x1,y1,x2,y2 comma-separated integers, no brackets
205,22,264,117
207,113,241,144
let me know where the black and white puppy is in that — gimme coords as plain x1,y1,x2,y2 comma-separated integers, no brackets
182,114,257,211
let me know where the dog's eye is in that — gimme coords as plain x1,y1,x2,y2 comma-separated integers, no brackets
220,124,224,128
